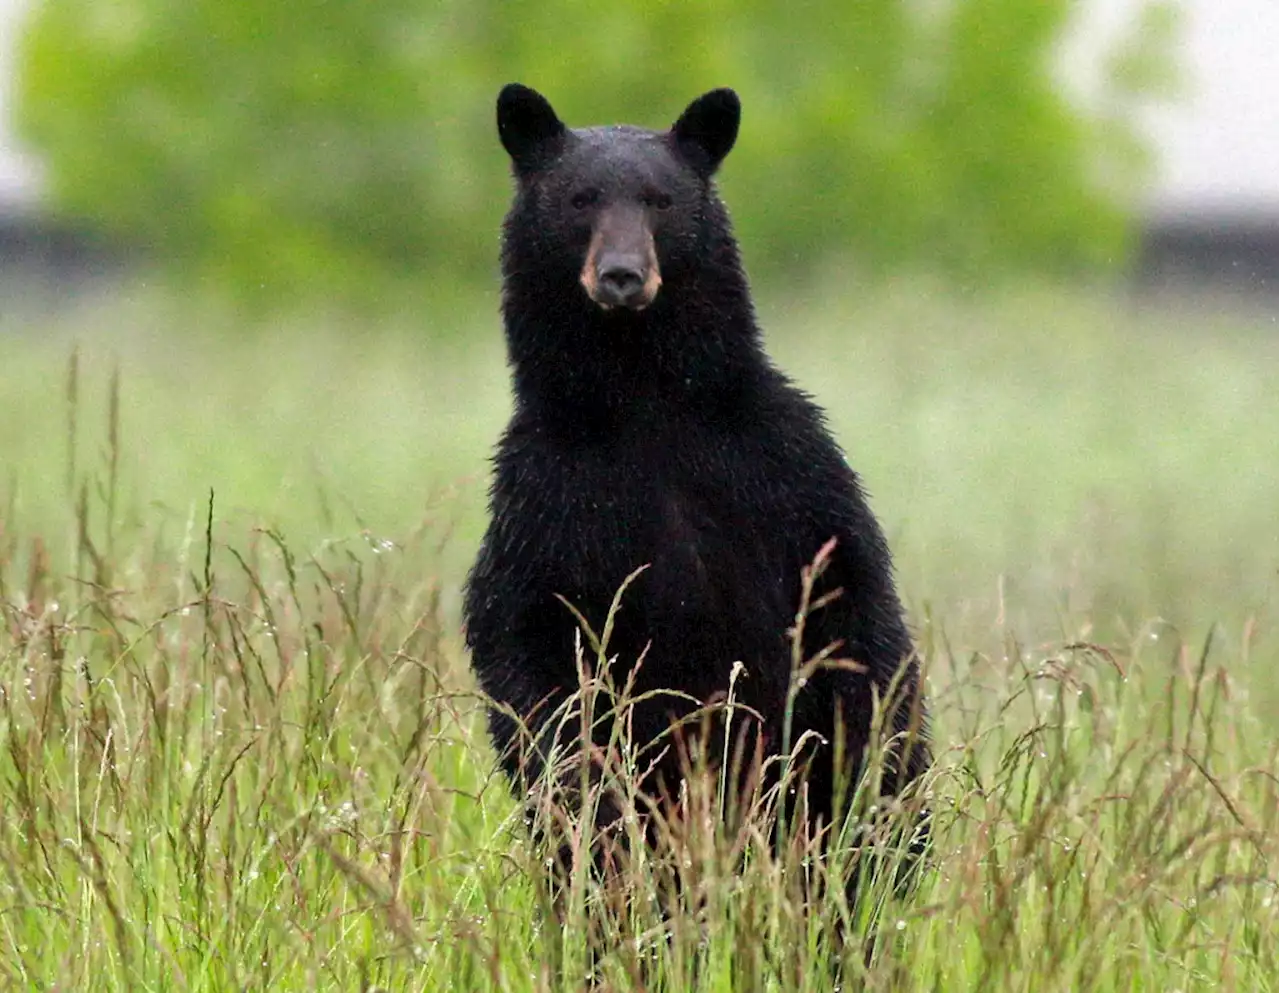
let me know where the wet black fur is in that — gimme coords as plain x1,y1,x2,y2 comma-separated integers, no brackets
465,85,930,872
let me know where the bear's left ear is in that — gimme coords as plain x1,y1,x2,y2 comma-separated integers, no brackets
671,88,740,177
497,83,567,175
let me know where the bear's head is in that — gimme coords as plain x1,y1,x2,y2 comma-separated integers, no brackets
496,84,741,314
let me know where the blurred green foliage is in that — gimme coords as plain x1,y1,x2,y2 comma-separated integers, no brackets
17,0,1170,308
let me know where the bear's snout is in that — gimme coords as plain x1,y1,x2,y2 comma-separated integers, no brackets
594,256,650,309
580,206,662,311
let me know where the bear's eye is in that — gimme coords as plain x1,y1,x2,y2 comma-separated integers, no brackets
570,190,598,210
643,192,673,211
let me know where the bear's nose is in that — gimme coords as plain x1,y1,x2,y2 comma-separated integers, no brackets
596,262,647,309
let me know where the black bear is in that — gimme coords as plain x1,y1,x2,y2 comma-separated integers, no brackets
464,84,930,883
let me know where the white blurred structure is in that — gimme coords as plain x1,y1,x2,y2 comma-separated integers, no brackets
0,0,37,213
1059,0,1277,219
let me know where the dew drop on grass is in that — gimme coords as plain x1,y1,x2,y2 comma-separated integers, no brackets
896,919,906,931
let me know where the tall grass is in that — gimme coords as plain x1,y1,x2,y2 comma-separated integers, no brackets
0,284,1275,989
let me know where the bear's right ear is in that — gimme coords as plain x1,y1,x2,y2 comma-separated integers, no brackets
497,83,567,175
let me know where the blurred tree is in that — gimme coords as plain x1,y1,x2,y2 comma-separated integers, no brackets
15,0,1174,309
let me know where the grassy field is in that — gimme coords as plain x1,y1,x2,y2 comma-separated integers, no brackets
0,280,1276,990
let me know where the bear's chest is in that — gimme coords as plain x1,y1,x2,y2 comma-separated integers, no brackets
525,430,803,643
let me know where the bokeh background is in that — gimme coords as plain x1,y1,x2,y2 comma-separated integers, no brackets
0,0,1276,711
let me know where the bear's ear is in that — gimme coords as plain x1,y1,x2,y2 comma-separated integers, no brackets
671,88,740,176
497,83,567,174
